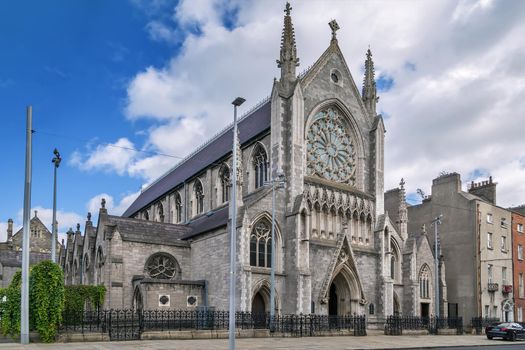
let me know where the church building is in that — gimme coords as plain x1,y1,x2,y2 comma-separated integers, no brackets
61,3,447,325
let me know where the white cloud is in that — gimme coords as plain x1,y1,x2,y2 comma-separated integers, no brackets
70,138,137,175
117,0,525,208
0,221,8,242
87,191,141,222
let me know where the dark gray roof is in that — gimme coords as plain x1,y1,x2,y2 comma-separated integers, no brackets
107,215,190,246
184,206,229,239
123,100,271,217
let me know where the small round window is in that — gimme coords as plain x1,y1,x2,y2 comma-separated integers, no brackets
330,69,342,85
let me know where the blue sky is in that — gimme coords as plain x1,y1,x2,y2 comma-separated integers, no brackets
1,0,525,240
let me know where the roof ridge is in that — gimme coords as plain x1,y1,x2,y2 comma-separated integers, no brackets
140,95,271,194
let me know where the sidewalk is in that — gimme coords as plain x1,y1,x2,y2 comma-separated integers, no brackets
0,335,521,350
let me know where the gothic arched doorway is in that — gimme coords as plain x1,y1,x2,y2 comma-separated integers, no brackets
252,292,266,315
328,271,353,315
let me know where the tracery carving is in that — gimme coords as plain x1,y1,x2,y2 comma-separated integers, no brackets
146,253,180,280
307,107,355,184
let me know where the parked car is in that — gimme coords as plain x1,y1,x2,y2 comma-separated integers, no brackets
486,322,525,341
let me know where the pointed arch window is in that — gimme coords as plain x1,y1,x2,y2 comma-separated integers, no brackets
175,192,182,223
194,180,204,215
156,203,164,222
252,144,268,189
419,265,431,299
219,165,230,203
250,219,272,268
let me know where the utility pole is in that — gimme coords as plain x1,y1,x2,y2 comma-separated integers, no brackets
21,106,33,344
51,148,61,263
431,215,442,319
229,97,245,350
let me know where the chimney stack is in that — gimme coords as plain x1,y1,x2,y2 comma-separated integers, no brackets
7,218,13,241
468,176,497,205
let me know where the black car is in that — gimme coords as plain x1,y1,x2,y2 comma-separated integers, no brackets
486,322,525,341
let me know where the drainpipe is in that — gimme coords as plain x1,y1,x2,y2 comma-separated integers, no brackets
203,280,209,309
476,202,481,317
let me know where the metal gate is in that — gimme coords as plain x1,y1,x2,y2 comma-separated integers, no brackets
108,310,141,341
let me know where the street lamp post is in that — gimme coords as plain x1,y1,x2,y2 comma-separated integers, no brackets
51,148,61,263
431,215,442,319
229,97,245,350
264,173,286,331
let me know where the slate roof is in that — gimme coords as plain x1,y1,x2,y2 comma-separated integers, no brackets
184,206,229,239
123,99,271,218
107,215,191,246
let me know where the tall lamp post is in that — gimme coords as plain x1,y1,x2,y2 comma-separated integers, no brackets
51,148,61,263
431,215,442,319
21,106,33,344
229,96,245,350
264,173,286,330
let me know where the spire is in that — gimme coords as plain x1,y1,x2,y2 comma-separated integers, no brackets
362,48,379,116
398,178,408,239
277,2,299,90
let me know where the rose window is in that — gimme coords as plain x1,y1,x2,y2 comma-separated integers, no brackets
146,253,180,280
307,108,355,184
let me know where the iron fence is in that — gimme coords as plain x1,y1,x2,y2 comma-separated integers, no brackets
471,317,500,335
385,315,463,335
61,309,367,340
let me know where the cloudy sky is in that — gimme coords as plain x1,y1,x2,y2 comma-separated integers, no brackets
1,0,524,241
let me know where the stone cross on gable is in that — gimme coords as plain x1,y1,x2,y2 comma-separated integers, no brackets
101,198,106,208
284,2,292,16
329,19,340,40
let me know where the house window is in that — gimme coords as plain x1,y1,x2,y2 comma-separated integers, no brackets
518,307,523,322
501,217,507,227
219,165,230,204
501,235,507,252
252,143,268,189
519,245,524,260
249,218,273,268
502,267,507,285
493,306,498,318
518,273,524,297
487,213,493,224
518,223,524,233
488,264,493,283
487,232,493,249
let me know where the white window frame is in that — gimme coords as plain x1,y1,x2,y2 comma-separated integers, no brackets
488,264,493,283
519,244,524,261
487,213,493,224
520,273,524,298
502,267,507,285
487,232,493,249
501,235,507,252
518,223,524,233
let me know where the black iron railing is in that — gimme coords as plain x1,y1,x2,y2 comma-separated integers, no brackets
385,316,463,335
471,317,500,334
61,309,367,340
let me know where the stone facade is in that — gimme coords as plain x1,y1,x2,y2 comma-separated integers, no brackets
408,173,514,322
0,211,63,287
62,4,446,322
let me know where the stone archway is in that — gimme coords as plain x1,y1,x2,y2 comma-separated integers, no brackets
252,292,266,315
328,270,355,315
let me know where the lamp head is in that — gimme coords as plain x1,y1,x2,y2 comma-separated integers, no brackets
232,97,246,106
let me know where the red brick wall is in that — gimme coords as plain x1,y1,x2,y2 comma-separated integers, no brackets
512,212,525,321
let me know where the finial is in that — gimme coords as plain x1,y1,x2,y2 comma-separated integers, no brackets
421,224,427,235
76,223,80,231
277,1,299,89
328,19,340,41
101,198,106,208
34,210,38,218
284,2,292,16
400,178,405,189
87,212,92,221
8,218,13,223
362,47,378,116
